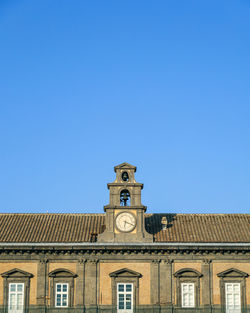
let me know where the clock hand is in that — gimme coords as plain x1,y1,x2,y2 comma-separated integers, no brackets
124,220,132,229
125,221,135,226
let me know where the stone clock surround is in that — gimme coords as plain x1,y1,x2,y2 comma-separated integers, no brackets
115,211,137,233
98,206,153,242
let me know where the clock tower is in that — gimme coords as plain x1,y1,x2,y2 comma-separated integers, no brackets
98,162,153,243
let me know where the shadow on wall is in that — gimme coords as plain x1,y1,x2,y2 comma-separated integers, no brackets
145,213,177,235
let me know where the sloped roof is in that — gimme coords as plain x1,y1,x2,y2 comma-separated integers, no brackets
0,213,249,243
147,214,250,243
114,162,137,172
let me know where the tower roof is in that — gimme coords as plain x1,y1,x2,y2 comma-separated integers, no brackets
114,162,137,172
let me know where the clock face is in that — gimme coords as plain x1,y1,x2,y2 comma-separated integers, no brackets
115,212,136,232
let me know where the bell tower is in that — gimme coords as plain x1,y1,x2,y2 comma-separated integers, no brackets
98,162,153,243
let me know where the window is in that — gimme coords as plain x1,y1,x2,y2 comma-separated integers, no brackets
8,283,24,313
117,283,133,313
55,283,68,307
174,268,202,307
225,283,241,313
1,268,33,313
182,283,195,308
217,268,249,313
48,269,77,307
109,268,142,312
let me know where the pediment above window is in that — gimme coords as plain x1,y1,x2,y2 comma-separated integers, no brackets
1,268,33,278
109,268,142,278
217,268,249,278
48,268,77,278
174,268,202,278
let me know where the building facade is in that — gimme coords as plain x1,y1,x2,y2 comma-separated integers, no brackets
0,163,249,313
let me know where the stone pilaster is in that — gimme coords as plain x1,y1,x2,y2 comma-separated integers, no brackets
202,258,212,306
160,259,173,306
36,257,48,306
76,258,86,307
84,259,99,310
151,259,160,305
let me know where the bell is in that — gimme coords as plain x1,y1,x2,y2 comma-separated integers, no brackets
122,171,129,181
120,190,130,206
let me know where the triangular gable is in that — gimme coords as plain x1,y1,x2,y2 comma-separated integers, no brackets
109,268,142,278
1,268,33,278
217,268,249,278
114,162,137,172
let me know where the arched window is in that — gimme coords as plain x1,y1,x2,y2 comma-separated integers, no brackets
120,190,130,206
48,269,77,307
174,268,202,307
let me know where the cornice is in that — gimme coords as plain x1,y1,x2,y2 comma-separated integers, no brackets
0,244,249,256
0,242,249,247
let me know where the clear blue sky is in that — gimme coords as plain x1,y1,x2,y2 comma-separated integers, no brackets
0,0,249,214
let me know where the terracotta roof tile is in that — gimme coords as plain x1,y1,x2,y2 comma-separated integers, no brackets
0,213,248,243
148,214,250,243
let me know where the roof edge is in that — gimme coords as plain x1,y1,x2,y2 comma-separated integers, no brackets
0,242,249,247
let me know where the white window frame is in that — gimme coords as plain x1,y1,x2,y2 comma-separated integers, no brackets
225,283,241,313
8,283,24,313
117,283,133,313
181,283,195,308
55,283,69,308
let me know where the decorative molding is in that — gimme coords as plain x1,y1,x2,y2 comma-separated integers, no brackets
174,268,203,278
203,258,212,264
152,259,161,264
40,257,48,264
88,258,99,264
1,268,33,278
109,268,142,278
0,246,249,257
48,268,77,278
163,259,173,264
217,268,248,278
